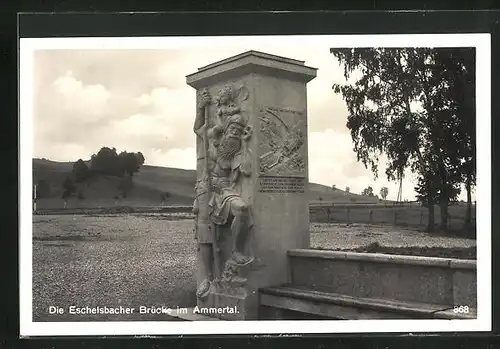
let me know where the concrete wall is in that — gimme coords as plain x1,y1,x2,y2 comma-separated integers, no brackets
288,249,476,308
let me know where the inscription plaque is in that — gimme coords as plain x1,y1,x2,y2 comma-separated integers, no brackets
258,176,305,193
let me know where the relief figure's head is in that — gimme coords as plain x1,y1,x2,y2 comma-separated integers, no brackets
217,84,233,105
218,114,245,160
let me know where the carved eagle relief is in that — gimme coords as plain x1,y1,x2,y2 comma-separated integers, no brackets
259,107,306,176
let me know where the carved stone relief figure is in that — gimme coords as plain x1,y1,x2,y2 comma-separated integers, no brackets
193,84,254,300
214,84,250,125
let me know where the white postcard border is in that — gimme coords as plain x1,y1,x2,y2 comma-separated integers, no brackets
19,33,491,336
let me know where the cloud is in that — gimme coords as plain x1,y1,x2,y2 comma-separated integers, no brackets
308,129,419,200
305,50,350,133
34,50,192,94
308,129,365,191
51,71,111,122
112,113,166,137
33,142,92,163
34,69,140,155
129,87,196,149
146,147,196,170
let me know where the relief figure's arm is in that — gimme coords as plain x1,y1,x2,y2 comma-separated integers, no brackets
232,106,241,114
193,89,212,136
231,152,251,182
193,106,207,137
240,127,253,177
207,146,217,172
240,156,252,177
230,168,241,185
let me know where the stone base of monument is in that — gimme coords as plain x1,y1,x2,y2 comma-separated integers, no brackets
197,285,258,320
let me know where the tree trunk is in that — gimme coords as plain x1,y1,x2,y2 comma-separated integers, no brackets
427,202,435,232
425,178,435,232
464,171,472,229
437,159,450,232
439,200,448,231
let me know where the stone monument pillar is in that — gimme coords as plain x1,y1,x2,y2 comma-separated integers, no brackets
187,50,317,320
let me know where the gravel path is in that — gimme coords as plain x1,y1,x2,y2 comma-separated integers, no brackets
32,214,197,321
31,215,475,321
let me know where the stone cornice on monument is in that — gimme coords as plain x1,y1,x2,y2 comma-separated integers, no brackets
186,50,317,89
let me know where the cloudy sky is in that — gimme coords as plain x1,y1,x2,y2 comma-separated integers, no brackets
29,37,475,201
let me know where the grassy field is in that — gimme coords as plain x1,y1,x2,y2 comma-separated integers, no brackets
342,242,476,259
33,158,379,209
32,214,476,322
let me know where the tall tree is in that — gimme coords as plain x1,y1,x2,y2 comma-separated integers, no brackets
332,48,432,225
418,49,473,230
90,147,146,177
331,47,475,232
61,175,76,201
380,186,389,201
434,48,476,229
91,147,121,176
73,159,89,182
117,175,133,198
361,186,374,197
119,151,145,177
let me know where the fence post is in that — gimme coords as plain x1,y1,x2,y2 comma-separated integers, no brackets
393,210,398,225
33,184,37,214
369,210,373,224
420,211,424,225
327,207,331,221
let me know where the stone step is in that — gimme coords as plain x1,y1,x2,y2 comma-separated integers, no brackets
259,286,477,320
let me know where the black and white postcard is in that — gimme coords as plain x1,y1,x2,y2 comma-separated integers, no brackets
19,33,491,336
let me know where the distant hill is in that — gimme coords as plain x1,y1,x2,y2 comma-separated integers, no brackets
33,158,379,209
